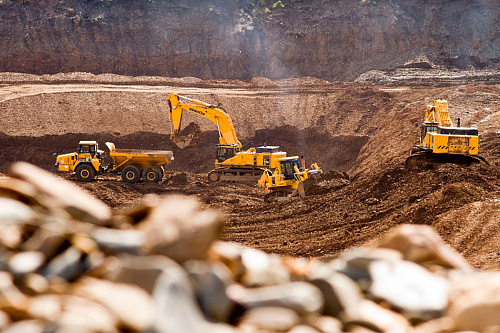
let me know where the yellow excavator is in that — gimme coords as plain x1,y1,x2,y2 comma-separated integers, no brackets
167,93,289,182
258,157,322,202
405,99,484,169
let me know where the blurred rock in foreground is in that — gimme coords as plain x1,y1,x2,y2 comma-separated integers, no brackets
0,162,496,332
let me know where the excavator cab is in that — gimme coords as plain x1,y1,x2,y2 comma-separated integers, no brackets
419,121,439,148
216,144,238,163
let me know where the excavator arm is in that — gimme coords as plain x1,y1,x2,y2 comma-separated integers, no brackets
167,93,242,149
424,99,452,127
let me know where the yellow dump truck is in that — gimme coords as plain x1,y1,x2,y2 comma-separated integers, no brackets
55,141,174,183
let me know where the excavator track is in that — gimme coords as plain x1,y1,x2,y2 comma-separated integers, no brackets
405,150,485,170
208,168,266,183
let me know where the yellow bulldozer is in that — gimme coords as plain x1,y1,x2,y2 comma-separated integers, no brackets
405,99,484,169
258,156,322,202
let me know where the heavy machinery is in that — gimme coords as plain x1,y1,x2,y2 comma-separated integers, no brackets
55,141,173,183
258,156,322,202
405,99,483,169
167,93,289,182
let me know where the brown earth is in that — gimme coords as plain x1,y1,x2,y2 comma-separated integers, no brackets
1,72,500,270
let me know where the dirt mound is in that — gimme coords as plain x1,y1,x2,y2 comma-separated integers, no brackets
355,68,500,86
303,169,350,196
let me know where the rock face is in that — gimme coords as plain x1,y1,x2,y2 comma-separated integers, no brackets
3,162,500,332
0,0,498,81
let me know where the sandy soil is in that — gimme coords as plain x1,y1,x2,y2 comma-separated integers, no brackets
1,72,499,269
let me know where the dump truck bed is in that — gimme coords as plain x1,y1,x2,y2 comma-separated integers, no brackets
105,142,174,171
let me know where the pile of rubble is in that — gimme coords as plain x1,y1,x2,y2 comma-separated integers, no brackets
0,162,498,333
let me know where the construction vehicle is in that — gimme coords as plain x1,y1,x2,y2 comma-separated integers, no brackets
167,93,289,182
405,99,483,169
55,141,173,183
258,156,322,202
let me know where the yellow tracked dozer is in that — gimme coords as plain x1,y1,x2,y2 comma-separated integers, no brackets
258,156,322,203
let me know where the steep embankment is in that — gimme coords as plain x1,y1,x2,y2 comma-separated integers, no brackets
1,0,498,81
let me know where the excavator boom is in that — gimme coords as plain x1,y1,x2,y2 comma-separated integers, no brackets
167,93,241,149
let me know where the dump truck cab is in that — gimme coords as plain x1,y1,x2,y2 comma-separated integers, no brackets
55,141,103,182
77,141,103,166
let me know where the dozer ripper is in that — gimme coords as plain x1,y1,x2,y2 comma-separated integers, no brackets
405,99,484,169
167,93,289,182
258,156,322,203
55,141,173,183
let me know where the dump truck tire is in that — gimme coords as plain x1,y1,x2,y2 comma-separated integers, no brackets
122,165,140,184
143,166,162,183
75,164,96,182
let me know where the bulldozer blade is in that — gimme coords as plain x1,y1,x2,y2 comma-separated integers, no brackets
297,182,305,198
171,122,201,149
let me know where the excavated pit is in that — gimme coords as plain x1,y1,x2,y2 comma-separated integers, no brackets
1,73,500,270
0,128,367,174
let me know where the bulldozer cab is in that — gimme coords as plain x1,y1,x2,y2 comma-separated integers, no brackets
279,159,300,180
216,144,238,163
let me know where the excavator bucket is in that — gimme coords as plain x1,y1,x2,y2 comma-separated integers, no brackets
171,122,201,149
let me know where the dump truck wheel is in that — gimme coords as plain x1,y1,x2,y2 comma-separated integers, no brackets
75,164,95,182
208,171,220,182
122,165,140,183
143,166,162,183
